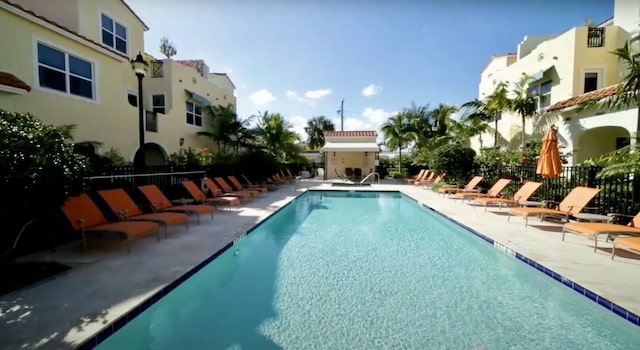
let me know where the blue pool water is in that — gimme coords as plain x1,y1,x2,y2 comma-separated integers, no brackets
95,191,640,349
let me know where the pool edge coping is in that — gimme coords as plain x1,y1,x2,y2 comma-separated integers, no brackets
399,191,640,328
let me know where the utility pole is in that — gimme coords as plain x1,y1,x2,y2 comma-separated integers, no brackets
338,98,344,131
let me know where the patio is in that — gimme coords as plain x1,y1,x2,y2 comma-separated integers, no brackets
0,179,638,349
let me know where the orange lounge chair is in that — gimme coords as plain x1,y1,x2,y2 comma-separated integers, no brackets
450,178,512,202
241,174,277,190
61,193,160,252
507,186,601,227
227,175,268,193
562,211,640,252
474,181,543,212
138,185,215,224
417,173,443,186
437,176,483,195
612,236,640,260
213,177,259,198
184,180,240,209
406,169,427,184
412,170,433,185
98,189,189,237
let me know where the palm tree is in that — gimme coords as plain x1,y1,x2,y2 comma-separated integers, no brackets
462,81,510,150
381,111,417,174
431,103,459,138
456,113,490,148
404,103,434,150
510,74,539,148
304,116,335,149
197,104,253,155
252,111,300,162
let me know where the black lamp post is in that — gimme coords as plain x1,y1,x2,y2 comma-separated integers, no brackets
131,52,149,155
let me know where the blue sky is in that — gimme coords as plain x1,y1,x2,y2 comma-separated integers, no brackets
127,0,613,141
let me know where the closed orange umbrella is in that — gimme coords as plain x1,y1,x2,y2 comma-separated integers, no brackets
536,127,563,178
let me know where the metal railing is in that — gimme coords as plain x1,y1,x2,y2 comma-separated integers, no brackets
149,60,164,78
477,165,638,216
86,166,205,195
587,27,605,48
360,172,380,184
145,110,158,132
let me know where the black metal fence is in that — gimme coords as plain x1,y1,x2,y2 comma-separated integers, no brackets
86,165,205,198
478,165,639,216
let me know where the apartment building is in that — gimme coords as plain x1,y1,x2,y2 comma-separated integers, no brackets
0,0,236,165
475,0,640,165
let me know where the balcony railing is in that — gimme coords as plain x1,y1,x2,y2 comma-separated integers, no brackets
149,60,164,78
587,27,605,48
145,110,158,132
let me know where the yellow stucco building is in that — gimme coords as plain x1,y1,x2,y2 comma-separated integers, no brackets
0,0,236,165
474,0,640,164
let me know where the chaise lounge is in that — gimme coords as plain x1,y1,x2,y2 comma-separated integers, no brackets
474,181,542,212
562,210,640,253
60,193,160,252
507,186,601,227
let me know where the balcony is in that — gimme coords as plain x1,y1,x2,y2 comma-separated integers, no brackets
149,60,164,78
587,27,605,48
145,110,158,132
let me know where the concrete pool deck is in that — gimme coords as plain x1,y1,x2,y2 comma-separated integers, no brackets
0,180,639,349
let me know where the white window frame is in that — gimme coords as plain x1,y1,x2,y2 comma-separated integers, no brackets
186,101,203,127
529,80,552,111
581,68,604,93
100,12,128,55
151,93,166,114
34,39,96,101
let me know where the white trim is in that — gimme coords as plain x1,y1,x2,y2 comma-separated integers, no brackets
32,36,99,103
1,2,125,61
0,85,29,95
98,10,129,55
580,67,605,93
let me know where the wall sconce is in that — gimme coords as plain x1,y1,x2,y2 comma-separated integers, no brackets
179,137,185,146
333,152,336,157
364,152,368,157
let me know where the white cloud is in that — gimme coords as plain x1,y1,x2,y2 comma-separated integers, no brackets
304,89,332,99
330,108,396,144
285,90,314,105
248,89,276,105
288,115,308,141
361,84,382,97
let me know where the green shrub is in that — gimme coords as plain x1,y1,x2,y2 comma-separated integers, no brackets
429,143,477,184
0,110,88,215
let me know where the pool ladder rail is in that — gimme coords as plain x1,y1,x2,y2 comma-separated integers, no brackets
360,172,380,184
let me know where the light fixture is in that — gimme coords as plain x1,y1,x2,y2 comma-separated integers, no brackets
333,152,336,157
179,137,185,146
365,152,368,157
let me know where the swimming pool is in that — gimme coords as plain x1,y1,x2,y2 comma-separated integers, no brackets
92,191,640,349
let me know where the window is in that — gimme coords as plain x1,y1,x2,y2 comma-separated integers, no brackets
37,42,94,99
127,91,137,107
186,102,202,126
101,14,127,54
152,94,165,114
529,80,552,110
584,72,599,93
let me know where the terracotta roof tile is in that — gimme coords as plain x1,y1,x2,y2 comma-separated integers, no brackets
3,0,128,59
547,85,620,112
0,71,31,92
324,131,378,137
